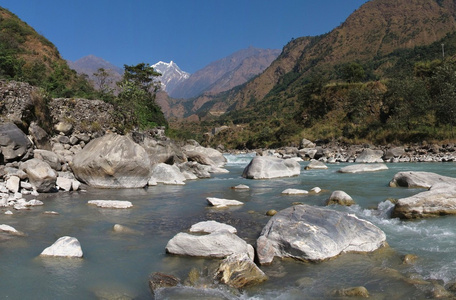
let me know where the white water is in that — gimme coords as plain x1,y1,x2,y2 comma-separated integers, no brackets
1,156,456,299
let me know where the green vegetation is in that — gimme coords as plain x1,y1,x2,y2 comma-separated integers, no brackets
196,33,456,149
0,7,96,98
0,7,167,133
115,63,167,131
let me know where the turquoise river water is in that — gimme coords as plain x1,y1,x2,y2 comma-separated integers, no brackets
1,154,456,299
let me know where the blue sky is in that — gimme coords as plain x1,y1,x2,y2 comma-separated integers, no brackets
1,0,368,73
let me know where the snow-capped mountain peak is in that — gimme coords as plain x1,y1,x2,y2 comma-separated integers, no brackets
151,61,190,94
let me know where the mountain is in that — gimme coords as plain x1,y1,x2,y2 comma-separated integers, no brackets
151,61,190,95
190,0,456,119
67,55,123,90
169,47,281,99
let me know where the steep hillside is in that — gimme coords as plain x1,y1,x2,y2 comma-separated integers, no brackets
0,7,94,97
194,0,456,118
169,47,280,99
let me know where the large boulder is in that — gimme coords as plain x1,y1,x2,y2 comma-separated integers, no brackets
71,133,151,188
389,171,456,189
355,149,384,163
149,163,186,185
392,183,456,219
338,164,388,173
256,205,386,264
33,149,64,171
141,136,186,165
0,122,33,162
383,147,406,161
182,143,226,168
19,158,57,192
28,122,51,150
242,156,301,179
166,231,254,259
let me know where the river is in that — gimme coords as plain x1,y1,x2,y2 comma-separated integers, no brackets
1,154,456,299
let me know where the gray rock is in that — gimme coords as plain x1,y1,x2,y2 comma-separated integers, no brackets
389,171,456,189
40,236,83,258
182,144,226,168
4,167,27,180
149,163,186,185
242,156,300,179
6,176,20,193
28,122,51,150
189,220,237,234
392,183,456,219
69,136,79,145
304,160,328,170
19,158,57,192
327,190,355,206
0,224,24,235
215,253,268,288
338,164,388,173
33,149,63,171
57,135,71,145
231,184,249,190
141,137,186,165
56,177,73,191
256,205,386,264
54,121,73,135
88,200,133,209
207,197,244,208
301,138,316,149
166,231,254,259
0,122,32,162
383,147,406,161
149,272,180,296
178,161,211,179
355,149,384,163
71,133,151,188
281,188,308,195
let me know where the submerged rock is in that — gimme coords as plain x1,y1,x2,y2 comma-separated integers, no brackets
88,200,133,209
332,286,369,298
215,253,268,288
40,236,83,258
207,197,244,208
71,133,151,188
281,188,308,195
304,160,328,170
338,164,388,173
256,205,386,264
148,272,180,296
166,231,254,259
242,156,300,179
231,184,249,190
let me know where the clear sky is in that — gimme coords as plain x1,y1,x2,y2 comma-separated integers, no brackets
1,0,368,73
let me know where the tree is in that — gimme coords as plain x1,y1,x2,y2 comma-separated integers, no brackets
429,62,456,137
340,62,365,83
116,63,167,130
